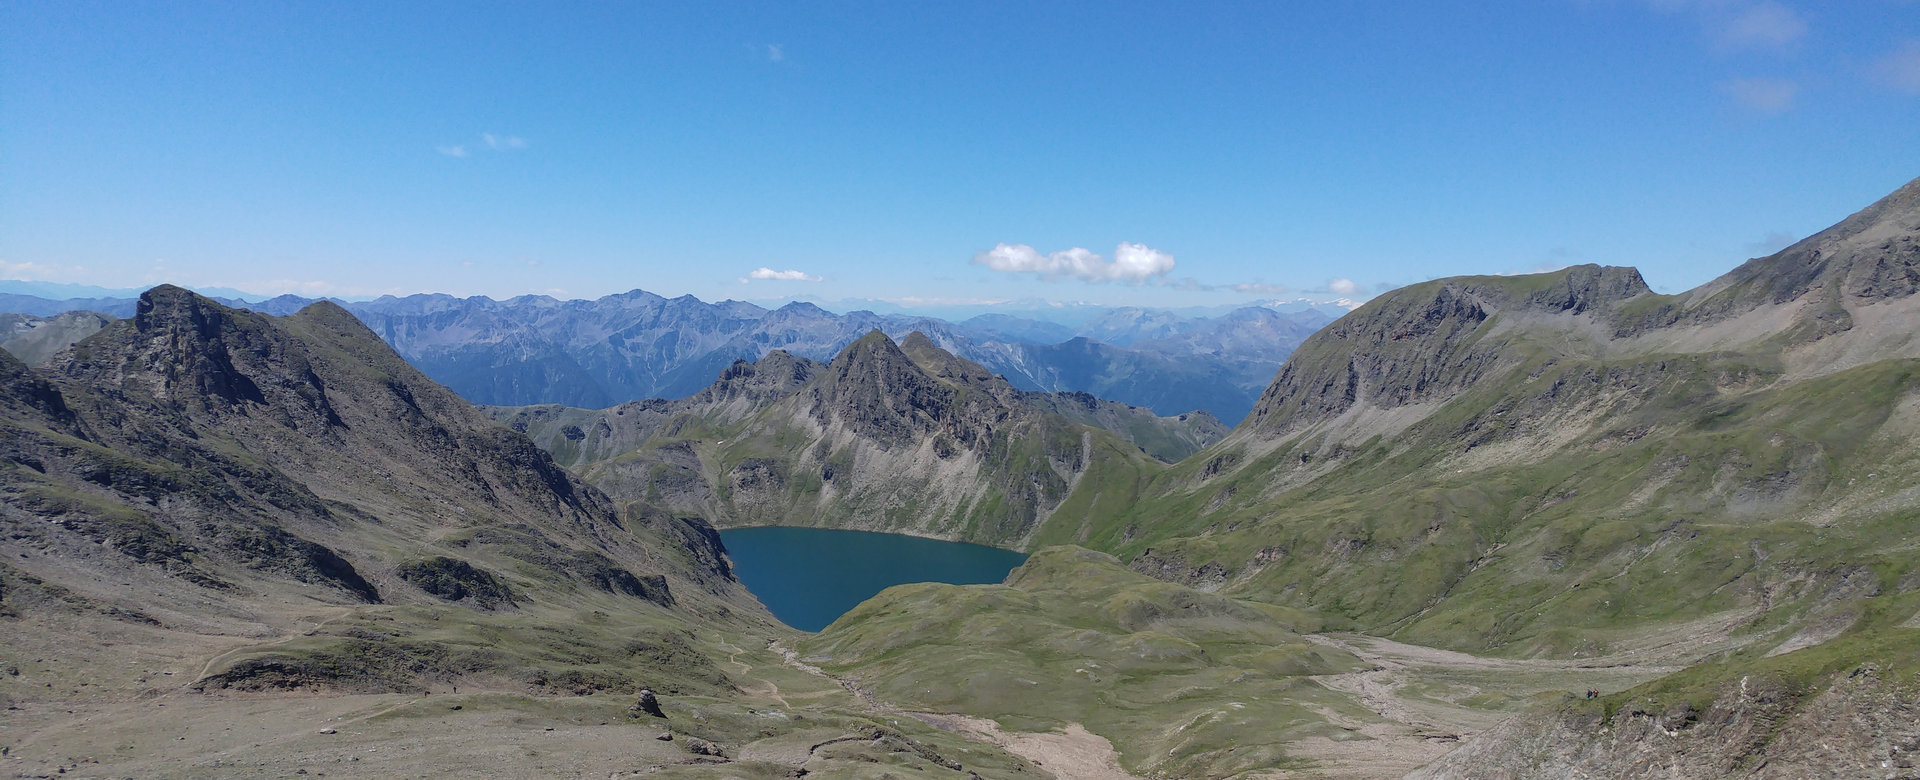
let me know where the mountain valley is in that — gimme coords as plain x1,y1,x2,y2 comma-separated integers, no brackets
2,176,1919,778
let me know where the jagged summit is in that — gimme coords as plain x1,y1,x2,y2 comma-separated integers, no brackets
4,288,748,639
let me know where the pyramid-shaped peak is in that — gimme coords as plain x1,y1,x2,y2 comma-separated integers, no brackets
832,329,906,363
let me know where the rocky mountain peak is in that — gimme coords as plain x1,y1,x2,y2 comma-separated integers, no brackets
812,330,956,450
1241,264,1651,437
1681,176,1920,329
92,284,286,412
694,349,821,407
1488,264,1650,314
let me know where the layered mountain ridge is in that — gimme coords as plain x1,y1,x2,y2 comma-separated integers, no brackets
492,329,1225,548
1,285,755,698
2,289,1332,422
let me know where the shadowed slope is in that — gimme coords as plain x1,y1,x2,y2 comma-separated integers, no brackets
2,286,754,698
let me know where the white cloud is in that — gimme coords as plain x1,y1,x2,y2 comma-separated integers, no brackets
972,242,1177,283
1717,1,1806,50
745,267,822,282
1228,282,1289,295
1872,41,1920,94
1724,77,1799,113
1113,242,1177,279
0,259,85,282
1221,282,1282,295
483,133,527,150
1326,277,1359,296
1638,1,1808,52
440,133,527,157
767,44,785,62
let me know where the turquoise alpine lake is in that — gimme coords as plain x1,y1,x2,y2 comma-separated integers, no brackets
718,526,1028,632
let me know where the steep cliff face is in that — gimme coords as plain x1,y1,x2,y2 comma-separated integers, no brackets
1,286,755,695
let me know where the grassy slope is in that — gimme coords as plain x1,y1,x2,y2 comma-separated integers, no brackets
801,546,1366,778
1063,282,1920,654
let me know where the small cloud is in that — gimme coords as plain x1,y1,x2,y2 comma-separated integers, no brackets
1717,1,1806,50
460,260,477,268
1724,77,1799,113
1229,282,1290,295
767,44,785,62
745,267,822,282
440,134,527,157
243,280,341,296
1746,230,1797,254
972,242,1176,283
524,258,542,267
1326,277,1359,296
482,133,527,150
1228,282,1290,295
1871,41,1920,94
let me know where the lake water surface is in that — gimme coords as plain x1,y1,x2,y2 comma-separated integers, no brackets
719,526,1028,632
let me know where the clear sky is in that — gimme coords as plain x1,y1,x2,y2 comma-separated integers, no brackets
3,1,1918,310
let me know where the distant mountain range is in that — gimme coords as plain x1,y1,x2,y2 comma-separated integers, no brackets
0,288,1337,422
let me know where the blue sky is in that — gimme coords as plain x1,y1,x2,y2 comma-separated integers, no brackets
3,1,1917,310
